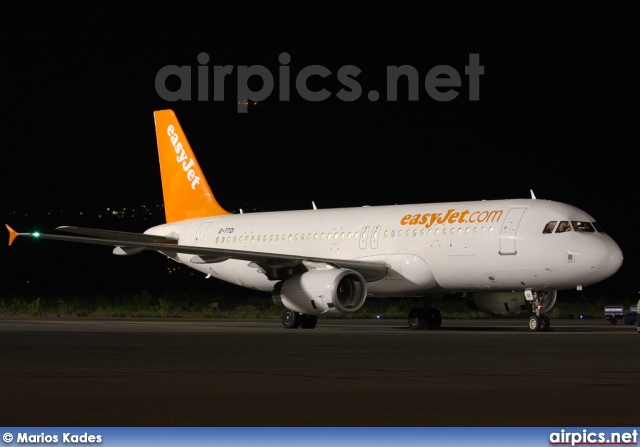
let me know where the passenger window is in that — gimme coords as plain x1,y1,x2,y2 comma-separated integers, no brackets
556,221,572,233
543,221,557,234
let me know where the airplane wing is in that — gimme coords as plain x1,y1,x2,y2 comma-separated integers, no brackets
6,225,389,282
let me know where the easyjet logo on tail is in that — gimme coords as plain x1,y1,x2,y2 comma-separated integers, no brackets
167,124,201,190
401,209,503,228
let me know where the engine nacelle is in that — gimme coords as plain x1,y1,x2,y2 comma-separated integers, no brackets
272,268,367,316
465,290,557,317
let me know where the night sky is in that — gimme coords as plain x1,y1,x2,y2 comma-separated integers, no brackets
1,6,637,300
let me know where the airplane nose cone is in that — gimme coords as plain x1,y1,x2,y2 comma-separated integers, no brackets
587,237,623,280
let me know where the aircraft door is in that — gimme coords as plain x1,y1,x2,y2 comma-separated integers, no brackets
499,208,526,255
359,226,370,249
370,225,381,249
194,222,211,246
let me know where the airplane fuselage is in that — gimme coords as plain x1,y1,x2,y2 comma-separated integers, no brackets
145,198,622,297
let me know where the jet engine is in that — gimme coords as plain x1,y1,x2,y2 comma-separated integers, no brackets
464,290,557,317
272,268,367,316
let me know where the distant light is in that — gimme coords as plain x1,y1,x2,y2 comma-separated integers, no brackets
376,315,381,319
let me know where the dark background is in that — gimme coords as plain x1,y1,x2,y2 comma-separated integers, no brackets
1,5,637,302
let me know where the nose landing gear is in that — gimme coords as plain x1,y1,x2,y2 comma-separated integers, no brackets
526,290,551,332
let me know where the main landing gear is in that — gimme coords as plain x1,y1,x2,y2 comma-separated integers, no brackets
407,307,442,330
281,309,318,329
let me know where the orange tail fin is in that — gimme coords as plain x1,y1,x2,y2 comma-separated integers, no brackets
154,110,230,222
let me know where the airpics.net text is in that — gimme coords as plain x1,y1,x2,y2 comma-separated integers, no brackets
155,52,484,113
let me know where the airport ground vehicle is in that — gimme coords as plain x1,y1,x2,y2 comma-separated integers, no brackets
604,305,637,325
623,305,638,325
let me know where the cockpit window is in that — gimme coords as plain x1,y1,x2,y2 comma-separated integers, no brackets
556,221,572,233
572,221,595,232
547,220,602,234
543,221,557,234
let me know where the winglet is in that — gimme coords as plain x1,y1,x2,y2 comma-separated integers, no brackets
153,109,231,222
6,224,19,246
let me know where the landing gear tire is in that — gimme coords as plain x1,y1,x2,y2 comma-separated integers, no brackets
540,315,551,332
282,309,301,329
528,315,541,331
527,290,556,332
300,315,318,329
426,308,442,330
408,308,427,330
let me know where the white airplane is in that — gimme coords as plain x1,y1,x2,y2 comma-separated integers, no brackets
6,109,623,331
